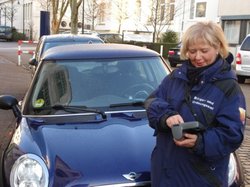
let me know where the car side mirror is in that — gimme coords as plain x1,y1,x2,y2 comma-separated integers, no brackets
29,57,38,66
0,95,21,119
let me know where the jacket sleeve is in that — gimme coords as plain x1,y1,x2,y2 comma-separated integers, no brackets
144,76,178,135
193,83,246,160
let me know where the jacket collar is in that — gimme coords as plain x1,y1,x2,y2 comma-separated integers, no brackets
172,57,237,84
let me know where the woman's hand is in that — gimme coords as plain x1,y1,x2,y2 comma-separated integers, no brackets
166,114,184,128
166,115,198,148
174,133,198,148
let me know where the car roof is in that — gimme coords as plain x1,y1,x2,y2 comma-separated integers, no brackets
42,44,160,61
41,34,104,43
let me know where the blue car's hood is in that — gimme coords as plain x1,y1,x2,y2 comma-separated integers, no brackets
30,114,155,186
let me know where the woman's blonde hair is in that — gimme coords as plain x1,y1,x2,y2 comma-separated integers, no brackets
180,21,229,59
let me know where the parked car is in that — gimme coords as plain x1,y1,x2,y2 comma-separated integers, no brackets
0,44,244,187
97,33,123,43
29,34,104,68
167,43,186,67
236,34,250,83
78,29,99,35
0,25,13,41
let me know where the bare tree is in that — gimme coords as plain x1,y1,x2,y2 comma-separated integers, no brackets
39,0,51,11
1,0,18,28
26,20,34,39
147,0,181,43
69,0,82,34
51,0,69,34
84,0,101,31
113,0,129,33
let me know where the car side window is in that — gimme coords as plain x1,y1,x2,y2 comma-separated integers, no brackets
35,38,44,61
32,63,71,109
241,36,250,51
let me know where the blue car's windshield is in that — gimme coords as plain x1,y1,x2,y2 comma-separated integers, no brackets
29,57,169,115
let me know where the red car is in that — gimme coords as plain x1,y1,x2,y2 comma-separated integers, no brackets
168,43,186,67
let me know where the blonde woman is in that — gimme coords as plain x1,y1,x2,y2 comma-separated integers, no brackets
145,21,246,187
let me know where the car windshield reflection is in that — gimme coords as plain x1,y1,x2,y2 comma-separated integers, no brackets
29,57,168,115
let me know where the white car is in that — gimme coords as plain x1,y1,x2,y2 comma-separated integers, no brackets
236,34,250,83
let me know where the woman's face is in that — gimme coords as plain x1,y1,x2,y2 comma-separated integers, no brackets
187,39,219,67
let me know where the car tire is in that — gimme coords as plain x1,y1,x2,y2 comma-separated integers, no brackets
237,75,245,84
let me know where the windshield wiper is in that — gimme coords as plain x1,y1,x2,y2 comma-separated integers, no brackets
109,101,144,108
36,104,107,119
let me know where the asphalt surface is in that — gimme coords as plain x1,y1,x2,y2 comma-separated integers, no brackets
0,56,31,145
0,54,250,187
239,127,250,187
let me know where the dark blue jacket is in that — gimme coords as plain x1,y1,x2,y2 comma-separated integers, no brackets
145,58,246,187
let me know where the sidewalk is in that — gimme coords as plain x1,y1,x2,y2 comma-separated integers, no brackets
0,56,32,148
0,56,31,99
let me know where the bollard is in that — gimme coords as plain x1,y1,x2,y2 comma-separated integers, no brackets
17,40,38,66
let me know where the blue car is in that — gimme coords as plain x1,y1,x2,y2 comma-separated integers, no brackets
0,44,244,186
29,34,104,73
0,25,13,41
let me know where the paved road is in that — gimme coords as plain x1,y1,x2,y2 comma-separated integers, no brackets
0,41,249,186
239,126,250,187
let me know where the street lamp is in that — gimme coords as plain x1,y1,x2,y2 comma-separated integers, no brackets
4,6,6,28
17,0,24,35
0,7,1,25
82,0,84,34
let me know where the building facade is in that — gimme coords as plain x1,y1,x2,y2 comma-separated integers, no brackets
218,0,250,54
0,0,42,40
0,0,250,50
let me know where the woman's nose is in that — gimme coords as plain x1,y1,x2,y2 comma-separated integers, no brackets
195,51,202,59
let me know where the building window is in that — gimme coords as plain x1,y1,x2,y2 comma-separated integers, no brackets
136,0,141,21
98,2,106,23
196,2,206,18
224,20,240,44
190,0,195,19
160,0,165,21
247,21,250,35
61,21,67,27
160,5,165,21
78,22,82,28
169,0,175,21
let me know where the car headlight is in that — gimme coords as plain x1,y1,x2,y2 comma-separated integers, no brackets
228,153,237,186
10,154,49,187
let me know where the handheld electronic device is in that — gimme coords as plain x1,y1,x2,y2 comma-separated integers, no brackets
171,121,205,140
